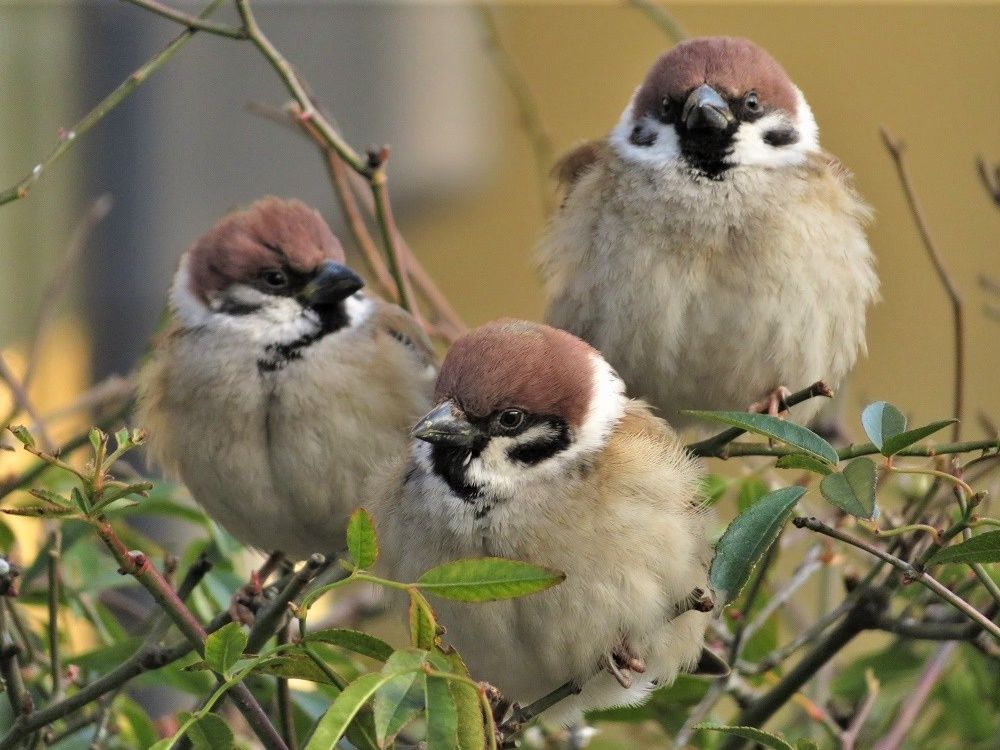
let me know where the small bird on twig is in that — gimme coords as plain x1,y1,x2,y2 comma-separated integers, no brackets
539,37,878,427
369,320,721,721
138,197,435,559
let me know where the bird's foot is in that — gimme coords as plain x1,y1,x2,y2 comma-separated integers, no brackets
749,386,793,419
600,638,646,689
228,551,285,626
673,587,715,618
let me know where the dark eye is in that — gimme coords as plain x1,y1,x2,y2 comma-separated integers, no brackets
261,269,287,289
659,97,674,123
743,91,761,115
496,409,525,433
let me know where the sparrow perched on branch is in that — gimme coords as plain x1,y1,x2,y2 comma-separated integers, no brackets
369,320,717,720
539,37,878,427
138,197,435,559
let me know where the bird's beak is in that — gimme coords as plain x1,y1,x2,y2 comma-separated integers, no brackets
412,401,478,448
301,261,365,306
682,84,735,131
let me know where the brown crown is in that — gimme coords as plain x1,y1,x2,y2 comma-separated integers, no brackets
185,197,345,302
435,320,598,427
633,37,798,120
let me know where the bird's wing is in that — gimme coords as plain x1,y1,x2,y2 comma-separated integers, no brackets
551,139,607,197
370,299,437,370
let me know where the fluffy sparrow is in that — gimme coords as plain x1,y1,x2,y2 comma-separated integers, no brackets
539,36,878,427
368,320,716,720
138,197,435,559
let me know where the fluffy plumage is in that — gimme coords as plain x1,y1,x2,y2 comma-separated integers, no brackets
539,37,878,428
138,198,435,558
368,321,711,721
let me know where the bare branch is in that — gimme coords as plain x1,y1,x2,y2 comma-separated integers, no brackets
119,0,247,38
881,127,963,440
626,0,687,44
873,641,957,750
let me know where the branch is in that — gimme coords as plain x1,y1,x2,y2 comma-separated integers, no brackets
119,0,247,38
686,381,834,457
478,5,555,213
95,521,288,750
717,436,1000,461
626,0,687,44
47,530,63,702
0,0,228,207
976,155,1000,208
881,127,963,440
872,641,957,750
246,553,325,653
841,669,879,750
793,517,1000,641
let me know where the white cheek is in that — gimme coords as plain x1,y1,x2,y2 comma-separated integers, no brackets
728,88,819,169
169,257,211,328
608,94,681,170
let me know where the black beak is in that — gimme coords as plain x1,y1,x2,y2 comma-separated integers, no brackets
412,401,479,448
682,84,735,131
301,261,364,306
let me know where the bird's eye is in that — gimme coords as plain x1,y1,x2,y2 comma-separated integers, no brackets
496,408,525,433
261,270,288,289
743,91,761,114
659,97,674,123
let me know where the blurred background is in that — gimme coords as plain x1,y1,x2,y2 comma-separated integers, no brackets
1,1,998,448
0,2,998,745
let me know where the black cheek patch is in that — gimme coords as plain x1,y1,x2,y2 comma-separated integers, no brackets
763,127,799,147
629,124,658,147
507,419,570,466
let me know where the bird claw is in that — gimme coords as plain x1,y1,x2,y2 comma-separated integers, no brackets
601,639,646,689
749,386,793,419
674,587,715,617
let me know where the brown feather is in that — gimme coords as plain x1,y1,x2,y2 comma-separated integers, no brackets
633,37,798,120
551,139,606,195
186,197,345,303
435,320,596,427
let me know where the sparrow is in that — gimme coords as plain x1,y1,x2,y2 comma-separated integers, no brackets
138,197,436,559
368,320,717,721
538,36,878,428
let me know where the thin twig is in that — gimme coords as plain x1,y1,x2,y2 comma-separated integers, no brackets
717,436,1000,461
22,194,114,393
95,522,288,750
976,155,1000,207
246,553,325,653
686,381,834,457
47,530,63,702
793,517,1000,641
881,127,963,440
0,606,34,721
841,669,879,750
478,4,555,213
626,0,687,44
741,546,824,645
872,641,957,750
119,0,247,38
674,680,725,748
0,0,227,207
276,625,298,750
0,353,52,450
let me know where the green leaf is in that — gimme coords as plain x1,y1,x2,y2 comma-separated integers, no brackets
820,458,878,519
696,724,794,750
252,651,341,685
203,622,247,675
882,419,957,456
304,671,403,750
186,713,233,750
737,477,768,513
796,741,819,750
433,649,486,750
425,672,459,750
347,508,379,569
683,411,838,466
417,557,565,602
928,531,1000,566
0,519,14,553
88,427,104,456
409,592,438,649
28,488,72,508
861,401,907,451
305,629,394,662
116,695,159,749
774,453,834,476
710,486,805,604
375,650,429,746
9,425,35,448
